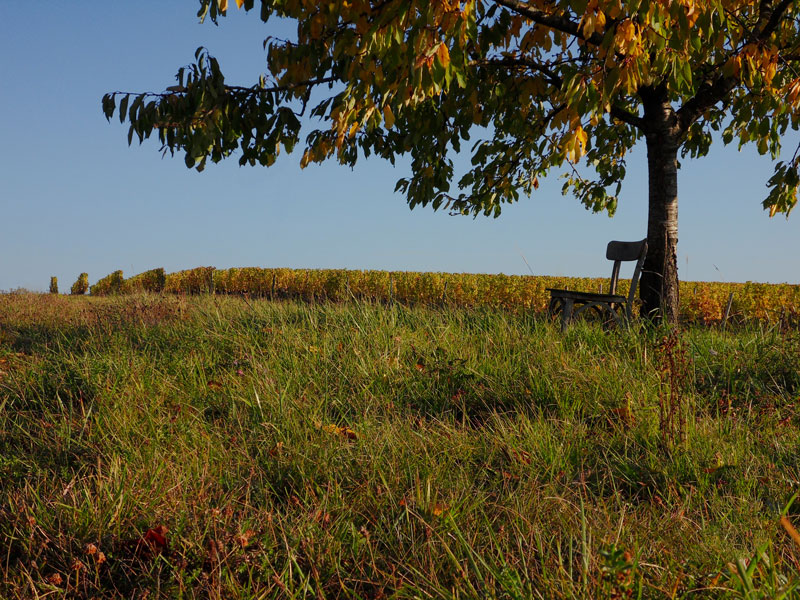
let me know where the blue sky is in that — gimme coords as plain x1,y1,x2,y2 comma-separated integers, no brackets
1,2,798,292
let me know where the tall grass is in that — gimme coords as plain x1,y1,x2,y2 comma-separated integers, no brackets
1,293,798,598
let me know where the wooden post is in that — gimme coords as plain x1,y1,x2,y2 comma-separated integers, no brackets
271,273,276,300
722,292,734,330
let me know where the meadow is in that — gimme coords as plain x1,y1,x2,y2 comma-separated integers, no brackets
1,292,799,598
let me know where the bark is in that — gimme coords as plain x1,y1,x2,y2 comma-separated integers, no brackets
640,93,681,323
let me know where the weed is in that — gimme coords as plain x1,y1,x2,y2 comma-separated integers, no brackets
655,328,692,449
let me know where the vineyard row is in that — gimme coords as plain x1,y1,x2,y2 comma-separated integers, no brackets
77,266,800,325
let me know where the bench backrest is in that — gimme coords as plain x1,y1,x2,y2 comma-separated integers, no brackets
606,239,648,310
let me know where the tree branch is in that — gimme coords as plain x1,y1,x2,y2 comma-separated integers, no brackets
610,105,645,130
108,76,339,100
470,57,563,86
490,0,603,45
676,76,737,133
677,0,796,133
755,0,795,42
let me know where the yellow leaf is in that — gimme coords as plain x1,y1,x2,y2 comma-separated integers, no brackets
300,149,312,169
235,0,244,7
787,79,800,106
348,122,360,139
383,104,395,129
595,10,606,32
317,422,358,441
615,20,636,52
582,14,596,38
575,125,588,157
436,43,450,68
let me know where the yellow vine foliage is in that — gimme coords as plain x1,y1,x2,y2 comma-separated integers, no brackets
84,266,799,325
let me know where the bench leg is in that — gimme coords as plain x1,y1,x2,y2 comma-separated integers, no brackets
561,298,574,332
547,296,561,317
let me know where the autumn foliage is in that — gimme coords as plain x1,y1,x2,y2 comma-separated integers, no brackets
101,0,800,324
88,265,800,325
69,272,89,296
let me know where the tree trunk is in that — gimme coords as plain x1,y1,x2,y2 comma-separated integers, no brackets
639,96,680,323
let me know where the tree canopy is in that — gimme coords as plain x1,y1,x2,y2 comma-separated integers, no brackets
104,0,800,320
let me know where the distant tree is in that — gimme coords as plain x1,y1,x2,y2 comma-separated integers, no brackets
49,277,59,295
104,0,800,321
70,273,89,296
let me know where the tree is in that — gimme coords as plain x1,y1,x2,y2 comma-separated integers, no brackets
103,0,800,321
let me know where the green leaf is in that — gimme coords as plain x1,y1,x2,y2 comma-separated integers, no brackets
119,95,129,124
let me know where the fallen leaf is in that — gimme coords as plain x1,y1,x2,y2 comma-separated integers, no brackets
135,525,169,557
509,448,531,465
432,503,449,516
318,422,357,441
337,426,357,440
609,406,633,425
313,510,332,528
235,530,255,548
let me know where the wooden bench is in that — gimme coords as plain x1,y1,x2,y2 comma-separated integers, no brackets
547,239,648,331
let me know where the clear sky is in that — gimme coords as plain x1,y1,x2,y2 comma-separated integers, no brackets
1,2,798,292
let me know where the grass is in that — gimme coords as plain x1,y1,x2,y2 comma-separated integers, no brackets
1,292,799,598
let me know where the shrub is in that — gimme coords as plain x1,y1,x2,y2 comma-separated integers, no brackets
126,268,166,293
70,273,89,295
49,277,58,294
164,267,215,294
90,270,126,296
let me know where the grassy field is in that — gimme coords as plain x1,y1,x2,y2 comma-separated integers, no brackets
1,292,799,599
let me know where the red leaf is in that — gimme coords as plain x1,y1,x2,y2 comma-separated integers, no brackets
135,525,169,557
